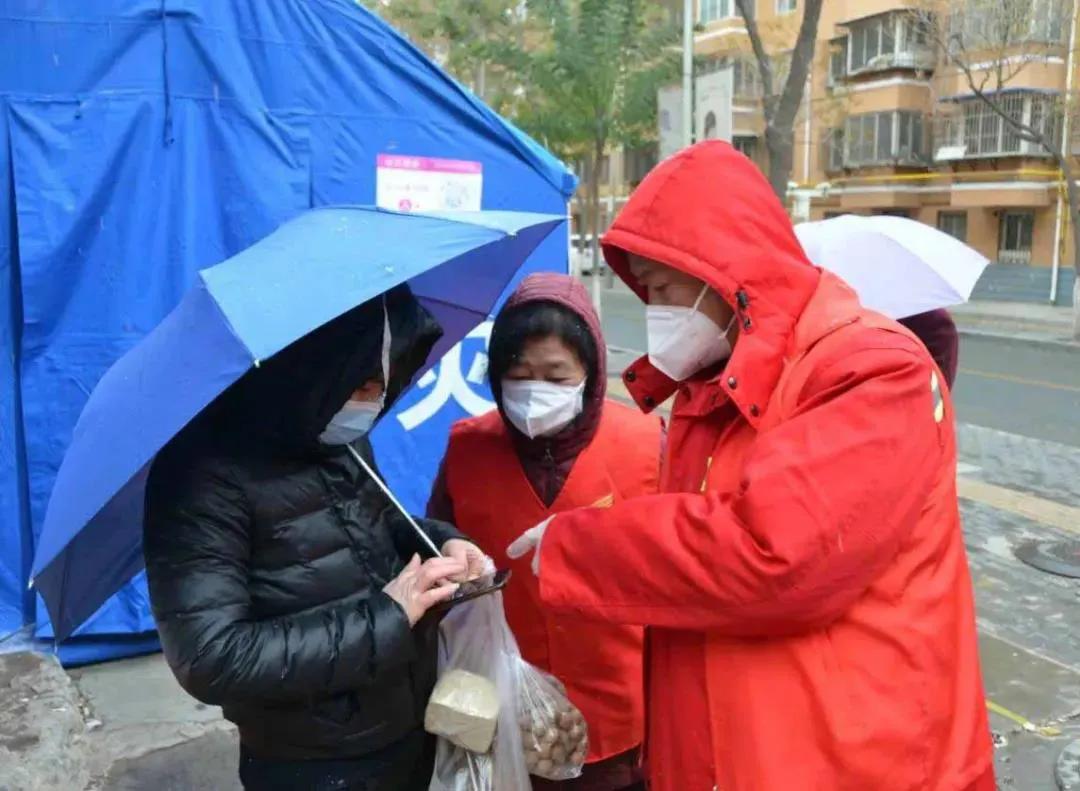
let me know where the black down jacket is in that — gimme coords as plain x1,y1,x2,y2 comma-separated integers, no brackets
143,285,462,761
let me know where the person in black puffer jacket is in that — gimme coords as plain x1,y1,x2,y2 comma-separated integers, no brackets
143,285,487,791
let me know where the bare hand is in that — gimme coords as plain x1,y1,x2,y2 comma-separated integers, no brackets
441,539,490,582
383,554,465,626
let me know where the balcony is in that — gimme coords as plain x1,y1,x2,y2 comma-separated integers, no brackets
933,90,1062,161
824,111,931,172
835,11,936,82
950,0,1068,49
866,49,936,72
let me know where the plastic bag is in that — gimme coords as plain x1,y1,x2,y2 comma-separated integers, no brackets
428,590,529,791
427,588,588,790
516,667,587,780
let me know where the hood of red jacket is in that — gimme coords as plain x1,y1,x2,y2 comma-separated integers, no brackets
501,271,607,404
495,272,606,485
602,141,821,425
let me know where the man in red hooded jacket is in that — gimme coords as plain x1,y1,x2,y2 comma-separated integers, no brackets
508,141,994,791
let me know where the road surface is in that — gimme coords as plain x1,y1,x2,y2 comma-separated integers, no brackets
598,282,1080,447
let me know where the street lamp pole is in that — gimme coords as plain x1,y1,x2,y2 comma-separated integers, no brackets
682,0,694,149
1049,0,1078,305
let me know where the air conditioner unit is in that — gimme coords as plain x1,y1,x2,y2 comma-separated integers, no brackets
935,145,967,161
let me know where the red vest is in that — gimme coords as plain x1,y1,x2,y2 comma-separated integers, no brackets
444,400,661,762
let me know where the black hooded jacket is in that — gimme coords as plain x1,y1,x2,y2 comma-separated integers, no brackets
143,285,462,761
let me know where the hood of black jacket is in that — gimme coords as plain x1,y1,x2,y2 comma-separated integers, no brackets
200,283,442,453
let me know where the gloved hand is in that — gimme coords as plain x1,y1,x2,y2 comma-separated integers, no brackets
506,516,553,576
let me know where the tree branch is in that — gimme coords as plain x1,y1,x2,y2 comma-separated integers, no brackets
734,0,776,120
774,0,825,129
951,48,1055,152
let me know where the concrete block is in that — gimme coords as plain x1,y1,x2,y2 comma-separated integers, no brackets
70,654,240,790
0,652,91,791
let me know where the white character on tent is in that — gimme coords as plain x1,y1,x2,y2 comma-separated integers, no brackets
397,322,494,430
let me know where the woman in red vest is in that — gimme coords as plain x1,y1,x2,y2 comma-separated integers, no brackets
427,272,662,790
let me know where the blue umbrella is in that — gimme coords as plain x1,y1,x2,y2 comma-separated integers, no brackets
31,206,563,641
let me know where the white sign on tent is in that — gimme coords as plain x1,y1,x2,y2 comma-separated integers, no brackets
376,154,483,213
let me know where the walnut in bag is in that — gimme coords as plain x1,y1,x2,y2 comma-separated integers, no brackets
515,666,588,781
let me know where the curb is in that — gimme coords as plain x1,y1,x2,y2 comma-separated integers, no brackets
957,327,1080,352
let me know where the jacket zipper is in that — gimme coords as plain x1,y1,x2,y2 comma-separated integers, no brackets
543,442,556,503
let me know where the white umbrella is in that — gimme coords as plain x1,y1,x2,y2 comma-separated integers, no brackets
793,214,990,319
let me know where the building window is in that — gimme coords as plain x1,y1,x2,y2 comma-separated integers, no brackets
733,136,758,159
999,211,1034,265
938,92,1060,159
732,58,763,99
896,111,924,161
770,51,793,89
700,0,735,23
824,127,845,171
847,12,933,73
849,15,892,72
843,111,927,166
954,0,1066,46
937,212,968,242
776,0,797,13
828,38,848,86
699,57,762,100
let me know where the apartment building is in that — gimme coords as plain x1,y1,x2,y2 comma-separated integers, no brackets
689,0,1078,294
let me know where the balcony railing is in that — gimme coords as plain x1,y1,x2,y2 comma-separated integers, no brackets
825,112,932,171
850,47,935,76
933,92,1062,161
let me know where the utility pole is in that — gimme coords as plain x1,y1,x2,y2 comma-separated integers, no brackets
682,0,694,149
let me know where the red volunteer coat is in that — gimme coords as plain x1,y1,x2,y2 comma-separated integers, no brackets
537,141,994,791
443,402,661,762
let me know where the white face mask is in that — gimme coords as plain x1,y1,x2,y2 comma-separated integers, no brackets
501,379,585,439
319,297,391,445
319,399,384,445
647,284,737,382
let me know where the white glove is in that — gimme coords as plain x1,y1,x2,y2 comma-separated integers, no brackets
506,517,553,576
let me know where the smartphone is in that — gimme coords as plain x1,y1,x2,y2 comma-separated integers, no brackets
437,569,512,611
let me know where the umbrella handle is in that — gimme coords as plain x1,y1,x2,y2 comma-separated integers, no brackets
344,444,444,558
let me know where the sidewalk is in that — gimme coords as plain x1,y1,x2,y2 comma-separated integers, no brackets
0,651,238,790
951,302,1078,348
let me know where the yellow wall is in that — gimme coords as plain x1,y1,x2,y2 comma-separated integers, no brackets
691,0,1079,268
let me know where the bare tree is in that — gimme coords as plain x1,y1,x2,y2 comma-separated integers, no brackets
918,0,1080,337
733,0,826,201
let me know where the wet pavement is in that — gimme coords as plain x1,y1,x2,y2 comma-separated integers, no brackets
958,425,1080,789
597,282,1080,789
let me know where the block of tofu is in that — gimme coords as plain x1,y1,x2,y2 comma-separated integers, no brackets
424,669,500,754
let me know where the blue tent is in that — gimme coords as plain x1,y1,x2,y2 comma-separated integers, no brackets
0,0,576,664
